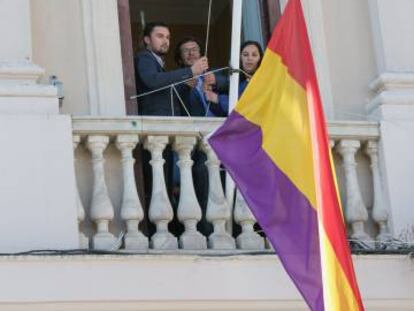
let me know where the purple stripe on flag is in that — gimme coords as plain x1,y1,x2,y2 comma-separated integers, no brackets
209,111,324,311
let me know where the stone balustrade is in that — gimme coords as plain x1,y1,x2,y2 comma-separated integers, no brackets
72,116,386,251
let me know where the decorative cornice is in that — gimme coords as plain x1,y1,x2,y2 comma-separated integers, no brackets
370,72,414,94
368,90,414,112
368,72,414,114
0,61,44,83
0,84,57,97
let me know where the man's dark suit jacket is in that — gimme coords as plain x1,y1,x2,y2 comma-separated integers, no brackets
177,71,229,117
135,49,193,116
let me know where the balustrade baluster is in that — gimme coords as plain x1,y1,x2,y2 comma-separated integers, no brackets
336,139,372,245
116,135,148,250
144,136,177,250
86,135,116,250
201,142,235,249
234,190,265,250
173,137,207,249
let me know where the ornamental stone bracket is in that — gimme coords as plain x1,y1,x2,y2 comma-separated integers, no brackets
0,61,44,84
367,73,414,115
0,61,59,113
0,61,57,97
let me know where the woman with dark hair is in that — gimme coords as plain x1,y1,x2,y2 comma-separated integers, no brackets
205,40,264,116
239,40,264,78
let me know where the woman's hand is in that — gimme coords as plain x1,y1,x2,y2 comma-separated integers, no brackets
204,90,219,104
204,73,216,87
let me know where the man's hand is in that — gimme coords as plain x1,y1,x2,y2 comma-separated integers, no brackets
185,78,196,88
204,90,219,104
191,57,209,76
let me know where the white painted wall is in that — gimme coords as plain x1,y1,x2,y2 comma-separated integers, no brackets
368,0,414,73
31,0,90,115
0,0,80,252
80,0,126,116
367,0,414,238
31,0,126,116
0,115,79,252
0,0,32,61
378,109,414,239
0,255,411,310
321,0,377,121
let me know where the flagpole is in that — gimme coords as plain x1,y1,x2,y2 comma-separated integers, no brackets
225,0,243,230
229,0,242,113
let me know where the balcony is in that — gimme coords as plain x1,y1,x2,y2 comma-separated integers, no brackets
71,116,387,252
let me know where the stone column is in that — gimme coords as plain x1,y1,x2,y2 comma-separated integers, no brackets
367,0,414,239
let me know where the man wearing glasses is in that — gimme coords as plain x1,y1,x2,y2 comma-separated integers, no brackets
174,36,227,117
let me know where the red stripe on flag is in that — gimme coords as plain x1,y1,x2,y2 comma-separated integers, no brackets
310,83,365,310
267,0,316,90
266,0,365,309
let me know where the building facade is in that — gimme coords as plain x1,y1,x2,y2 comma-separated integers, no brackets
0,0,413,309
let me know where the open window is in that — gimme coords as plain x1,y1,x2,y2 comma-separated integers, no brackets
118,0,281,115
130,0,232,73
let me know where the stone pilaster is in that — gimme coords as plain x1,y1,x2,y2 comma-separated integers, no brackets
0,0,79,252
367,0,414,239
0,0,58,114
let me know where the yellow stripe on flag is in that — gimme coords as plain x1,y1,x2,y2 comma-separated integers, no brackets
320,227,362,310
235,50,316,209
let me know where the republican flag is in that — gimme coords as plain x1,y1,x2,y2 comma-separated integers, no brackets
208,0,364,310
